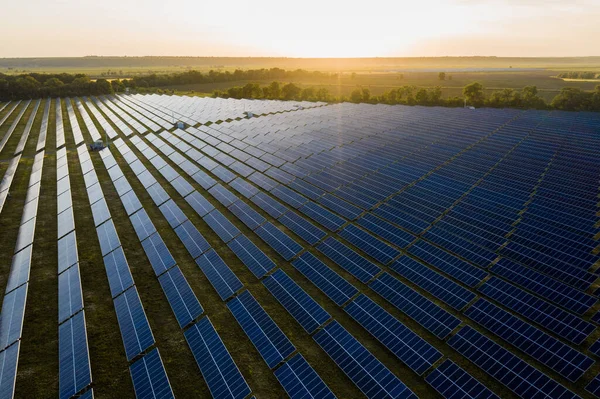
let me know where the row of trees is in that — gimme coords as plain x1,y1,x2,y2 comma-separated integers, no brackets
212,81,600,111
557,71,599,79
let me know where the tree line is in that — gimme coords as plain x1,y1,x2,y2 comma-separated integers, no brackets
211,81,600,111
557,71,599,80
1,70,599,111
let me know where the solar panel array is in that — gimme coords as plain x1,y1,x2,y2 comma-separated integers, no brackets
2,95,600,398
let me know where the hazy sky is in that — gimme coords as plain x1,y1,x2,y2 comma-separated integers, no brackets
1,0,598,57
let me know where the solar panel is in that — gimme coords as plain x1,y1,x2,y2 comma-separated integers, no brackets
248,172,278,191
159,199,188,229
339,224,401,265
345,294,442,375
230,177,259,199
113,286,155,361
202,210,241,243
191,170,217,189
317,194,362,220
390,257,475,311
185,191,215,217
90,198,111,227
227,290,296,369
138,170,158,189
250,192,288,218
464,298,593,382
103,247,134,298
129,348,174,399
313,321,417,399
274,354,336,399
255,222,303,261
146,183,170,206
14,217,36,254
478,277,595,344
227,235,276,279
171,176,195,197
141,232,177,276
370,273,461,339
291,252,358,306
195,249,243,300
209,184,239,207
0,284,28,350
278,211,326,246
174,220,211,260
58,231,79,274
448,326,578,399
59,311,91,399
158,266,203,328
408,240,487,288
184,317,251,399
58,265,83,323
299,202,345,232
317,237,381,283
586,374,600,398
263,269,330,334
120,190,143,216
356,214,416,249
228,200,266,230
129,209,157,242
271,185,307,209
158,164,179,182
0,342,19,399
425,360,500,399
5,245,32,294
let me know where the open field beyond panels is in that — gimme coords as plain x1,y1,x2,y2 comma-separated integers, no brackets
0,94,600,399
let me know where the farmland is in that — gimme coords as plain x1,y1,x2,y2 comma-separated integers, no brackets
0,94,600,399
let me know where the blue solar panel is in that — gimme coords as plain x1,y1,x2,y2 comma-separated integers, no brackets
228,201,266,230
158,266,203,328
317,194,363,220
129,209,156,242
227,235,276,279
195,249,243,300
274,354,336,399
113,286,155,361
229,177,259,199
271,185,307,209
317,237,381,283
291,252,358,306
146,183,170,206
278,211,326,245
464,298,593,382
255,222,303,261
289,179,325,200
103,247,134,298
478,277,595,345
209,184,239,207
159,199,188,229
313,321,417,399
448,326,578,399
212,165,236,183
263,269,330,334
390,257,475,311
0,284,28,349
59,311,91,399
250,192,288,218
0,342,19,399
339,224,401,265
203,210,241,243
370,273,461,339
227,290,296,369
407,240,487,288
299,202,345,232
248,172,279,191
90,197,111,227
129,348,174,399
174,220,211,260
185,191,215,217
141,232,176,276
184,317,251,399
120,190,143,216
587,374,600,398
171,176,195,197
58,265,83,323
425,360,500,399
356,214,416,249
345,294,442,375
191,170,217,189
5,245,31,294
58,231,78,274
158,164,179,182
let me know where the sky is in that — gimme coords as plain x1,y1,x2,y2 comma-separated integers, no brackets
0,0,598,57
